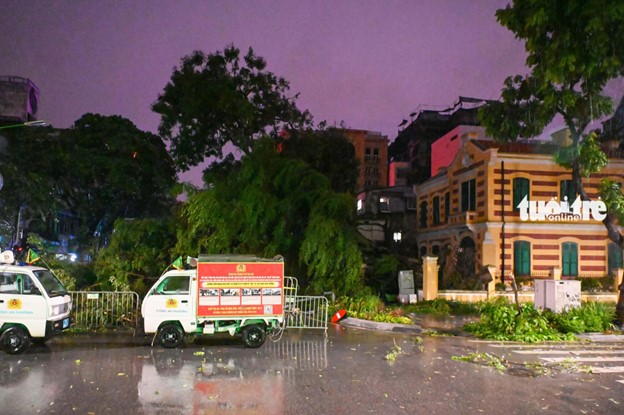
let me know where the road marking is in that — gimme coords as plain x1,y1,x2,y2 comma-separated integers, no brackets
616,380,624,384
539,357,624,363
513,350,624,355
589,366,624,374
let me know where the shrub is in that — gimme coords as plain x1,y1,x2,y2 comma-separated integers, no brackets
465,299,616,342
548,302,615,333
464,298,573,342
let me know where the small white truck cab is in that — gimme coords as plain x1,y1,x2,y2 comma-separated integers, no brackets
141,255,285,348
0,251,72,354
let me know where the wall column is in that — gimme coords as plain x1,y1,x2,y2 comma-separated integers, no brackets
550,267,562,280
422,256,439,301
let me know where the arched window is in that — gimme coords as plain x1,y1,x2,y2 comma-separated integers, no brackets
431,245,440,257
513,241,531,276
562,242,578,277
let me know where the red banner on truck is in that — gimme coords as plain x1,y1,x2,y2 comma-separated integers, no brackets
196,261,284,318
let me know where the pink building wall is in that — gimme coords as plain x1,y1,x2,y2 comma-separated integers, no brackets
430,126,485,176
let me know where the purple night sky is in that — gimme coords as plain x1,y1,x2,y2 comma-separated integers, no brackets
2,0,531,184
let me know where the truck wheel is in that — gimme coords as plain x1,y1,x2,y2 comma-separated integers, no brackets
242,324,266,348
0,327,31,354
157,324,184,349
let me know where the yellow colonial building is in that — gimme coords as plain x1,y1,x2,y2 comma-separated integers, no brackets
415,126,624,281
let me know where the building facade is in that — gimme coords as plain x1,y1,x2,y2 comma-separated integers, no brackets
415,127,624,281
342,129,388,192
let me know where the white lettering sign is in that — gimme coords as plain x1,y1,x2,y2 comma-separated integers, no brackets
517,196,607,222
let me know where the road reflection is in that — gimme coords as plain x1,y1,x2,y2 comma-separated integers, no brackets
0,331,329,414
139,332,328,414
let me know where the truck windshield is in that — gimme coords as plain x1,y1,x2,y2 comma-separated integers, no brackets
33,270,68,297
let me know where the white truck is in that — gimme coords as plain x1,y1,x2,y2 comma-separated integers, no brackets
0,251,72,354
141,254,287,348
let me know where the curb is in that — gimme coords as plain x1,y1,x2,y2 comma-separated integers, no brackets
576,333,624,342
339,317,423,334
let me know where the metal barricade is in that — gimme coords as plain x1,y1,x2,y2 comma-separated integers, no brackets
69,291,140,329
284,295,329,333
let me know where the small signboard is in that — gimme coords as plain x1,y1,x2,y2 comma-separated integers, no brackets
196,261,284,318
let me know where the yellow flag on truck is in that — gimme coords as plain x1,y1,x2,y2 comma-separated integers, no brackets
26,249,40,265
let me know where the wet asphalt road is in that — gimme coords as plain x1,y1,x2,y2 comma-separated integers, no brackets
1,326,623,414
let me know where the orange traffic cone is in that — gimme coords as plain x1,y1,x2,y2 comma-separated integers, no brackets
331,309,347,324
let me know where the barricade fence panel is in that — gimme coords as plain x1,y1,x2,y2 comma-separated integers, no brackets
284,295,329,332
69,291,140,330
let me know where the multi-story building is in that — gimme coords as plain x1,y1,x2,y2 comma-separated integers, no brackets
389,97,489,185
414,126,624,280
342,129,388,192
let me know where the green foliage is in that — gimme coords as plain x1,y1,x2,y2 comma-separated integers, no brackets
280,128,359,193
405,299,482,316
176,138,363,295
465,298,615,342
337,291,385,314
465,299,574,342
578,133,608,177
94,218,178,295
548,302,615,333
153,45,311,170
1,114,177,254
580,277,601,292
333,293,413,324
600,179,624,224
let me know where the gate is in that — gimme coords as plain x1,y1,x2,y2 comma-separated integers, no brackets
69,291,140,330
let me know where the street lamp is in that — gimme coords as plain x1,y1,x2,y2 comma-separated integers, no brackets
0,120,47,130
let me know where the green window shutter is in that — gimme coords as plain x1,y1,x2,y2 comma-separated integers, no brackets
444,192,450,221
562,242,578,277
608,243,623,276
560,180,575,204
514,241,530,276
513,178,529,211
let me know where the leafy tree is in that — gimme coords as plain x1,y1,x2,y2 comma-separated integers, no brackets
94,217,178,294
153,45,311,171
0,126,66,244
0,114,178,254
176,137,363,295
480,0,624,246
279,127,359,193
60,114,178,250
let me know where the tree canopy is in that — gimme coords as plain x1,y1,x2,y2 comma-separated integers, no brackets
481,0,624,145
152,45,311,171
176,137,363,295
0,114,178,251
279,127,359,193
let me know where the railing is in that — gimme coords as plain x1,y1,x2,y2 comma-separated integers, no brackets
69,291,140,330
284,295,329,333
